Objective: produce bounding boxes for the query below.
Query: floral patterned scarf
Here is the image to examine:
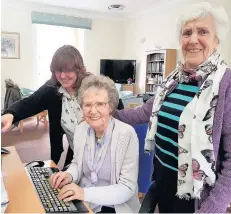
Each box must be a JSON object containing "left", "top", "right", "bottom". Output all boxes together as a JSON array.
[{"left": 145, "top": 51, "right": 227, "bottom": 199}]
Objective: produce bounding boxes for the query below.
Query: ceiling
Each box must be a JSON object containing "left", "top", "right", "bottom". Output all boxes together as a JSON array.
[{"left": 23, "top": 0, "right": 165, "bottom": 17}]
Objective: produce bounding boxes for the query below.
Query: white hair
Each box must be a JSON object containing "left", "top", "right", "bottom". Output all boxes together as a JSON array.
[{"left": 176, "top": 2, "right": 230, "bottom": 44}]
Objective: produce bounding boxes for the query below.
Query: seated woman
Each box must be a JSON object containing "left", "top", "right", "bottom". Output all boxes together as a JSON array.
[{"left": 50, "top": 75, "right": 140, "bottom": 213}]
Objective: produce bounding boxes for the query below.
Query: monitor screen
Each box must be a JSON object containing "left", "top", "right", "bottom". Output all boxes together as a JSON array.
[
  {"left": 100, "top": 59, "right": 136, "bottom": 84},
  {"left": 1, "top": 175, "right": 9, "bottom": 211}
]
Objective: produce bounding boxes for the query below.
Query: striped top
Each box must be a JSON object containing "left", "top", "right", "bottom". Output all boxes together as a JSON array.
[{"left": 155, "top": 82, "right": 199, "bottom": 172}]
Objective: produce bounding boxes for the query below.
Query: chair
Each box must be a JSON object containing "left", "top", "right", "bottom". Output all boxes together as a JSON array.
[
  {"left": 19, "top": 110, "right": 48, "bottom": 133},
  {"left": 227, "top": 204, "right": 231, "bottom": 213},
  {"left": 20, "top": 88, "right": 34, "bottom": 97},
  {"left": 115, "top": 83, "right": 122, "bottom": 98},
  {"left": 133, "top": 123, "right": 154, "bottom": 198},
  {"left": 19, "top": 88, "right": 48, "bottom": 133}
]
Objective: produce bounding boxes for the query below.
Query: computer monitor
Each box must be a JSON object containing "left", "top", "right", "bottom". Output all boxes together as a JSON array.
[{"left": 1, "top": 175, "right": 9, "bottom": 212}]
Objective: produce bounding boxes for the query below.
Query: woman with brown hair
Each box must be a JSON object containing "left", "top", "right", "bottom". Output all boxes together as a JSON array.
[{"left": 1, "top": 45, "right": 90, "bottom": 166}]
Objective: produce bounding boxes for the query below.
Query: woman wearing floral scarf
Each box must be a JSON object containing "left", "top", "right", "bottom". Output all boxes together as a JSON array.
[{"left": 116, "top": 2, "right": 231, "bottom": 213}]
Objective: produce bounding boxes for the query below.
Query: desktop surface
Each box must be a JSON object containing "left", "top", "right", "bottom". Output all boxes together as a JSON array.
[
  {"left": 2, "top": 146, "right": 45, "bottom": 213},
  {"left": 1, "top": 146, "right": 92, "bottom": 213}
]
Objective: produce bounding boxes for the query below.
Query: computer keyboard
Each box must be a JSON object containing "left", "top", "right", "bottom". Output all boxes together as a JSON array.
[{"left": 27, "top": 167, "right": 79, "bottom": 213}]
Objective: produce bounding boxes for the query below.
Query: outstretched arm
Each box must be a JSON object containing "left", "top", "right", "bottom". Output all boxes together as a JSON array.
[
  {"left": 4, "top": 83, "right": 51, "bottom": 123},
  {"left": 114, "top": 96, "right": 154, "bottom": 125}
]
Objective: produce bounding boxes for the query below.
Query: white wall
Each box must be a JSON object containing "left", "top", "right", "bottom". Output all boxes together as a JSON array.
[
  {"left": 1, "top": 0, "right": 124, "bottom": 98},
  {"left": 2, "top": 0, "right": 231, "bottom": 98},
  {"left": 84, "top": 19, "right": 125, "bottom": 74},
  {"left": 219, "top": 0, "right": 231, "bottom": 67},
  {"left": 123, "top": 0, "right": 231, "bottom": 93}
]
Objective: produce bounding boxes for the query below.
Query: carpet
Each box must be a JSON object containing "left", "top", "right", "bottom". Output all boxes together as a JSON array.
[{"left": 1, "top": 118, "right": 68, "bottom": 169}]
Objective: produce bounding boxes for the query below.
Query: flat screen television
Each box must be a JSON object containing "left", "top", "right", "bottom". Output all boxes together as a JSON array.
[{"left": 100, "top": 59, "right": 136, "bottom": 84}]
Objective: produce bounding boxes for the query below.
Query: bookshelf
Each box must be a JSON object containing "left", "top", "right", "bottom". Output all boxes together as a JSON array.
[{"left": 145, "top": 49, "right": 177, "bottom": 94}]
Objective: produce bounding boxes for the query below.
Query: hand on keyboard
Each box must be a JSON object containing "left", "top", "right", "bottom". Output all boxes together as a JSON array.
[
  {"left": 50, "top": 171, "right": 73, "bottom": 189},
  {"left": 58, "top": 183, "right": 84, "bottom": 202},
  {"left": 28, "top": 167, "right": 80, "bottom": 213}
]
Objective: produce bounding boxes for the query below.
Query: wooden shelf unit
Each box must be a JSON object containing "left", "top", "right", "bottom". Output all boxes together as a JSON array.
[{"left": 145, "top": 49, "right": 177, "bottom": 94}]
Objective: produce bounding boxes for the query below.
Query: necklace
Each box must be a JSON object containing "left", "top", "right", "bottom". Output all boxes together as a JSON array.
[{"left": 96, "top": 136, "right": 103, "bottom": 145}]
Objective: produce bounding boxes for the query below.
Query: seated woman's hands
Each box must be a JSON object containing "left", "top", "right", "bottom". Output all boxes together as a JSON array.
[
  {"left": 58, "top": 183, "right": 84, "bottom": 202},
  {"left": 50, "top": 172, "right": 84, "bottom": 202},
  {"left": 50, "top": 171, "right": 72, "bottom": 189}
]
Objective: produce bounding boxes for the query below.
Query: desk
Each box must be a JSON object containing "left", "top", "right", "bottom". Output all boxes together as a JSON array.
[{"left": 2, "top": 146, "right": 92, "bottom": 213}]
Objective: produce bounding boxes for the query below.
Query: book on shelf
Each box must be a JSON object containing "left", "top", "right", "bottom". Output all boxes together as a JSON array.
[{"left": 146, "top": 49, "right": 177, "bottom": 94}]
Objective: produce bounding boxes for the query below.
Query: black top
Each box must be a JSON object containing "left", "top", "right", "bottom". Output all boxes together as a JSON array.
[
  {"left": 4, "top": 80, "right": 124, "bottom": 164},
  {"left": 5, "top": 81, "right": 65, "bottom": 164},
  {"left": 155, "top": 81, "right": 199, "bottom": 174},
  {"left": 153, "top": 81, "right": 199, "bottom": 213}
]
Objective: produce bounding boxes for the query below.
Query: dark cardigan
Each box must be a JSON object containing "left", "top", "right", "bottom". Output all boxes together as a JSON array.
[{"left": 4, "top": 80, "right": 124, "bottom": 165}]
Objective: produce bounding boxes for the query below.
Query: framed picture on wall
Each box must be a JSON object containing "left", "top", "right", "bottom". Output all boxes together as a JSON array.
[{"left": 1, "top": 32, "right": 20, "bottom": 59}]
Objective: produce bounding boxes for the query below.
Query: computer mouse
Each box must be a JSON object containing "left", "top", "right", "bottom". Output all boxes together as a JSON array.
[
  {"left": 50, "top": 167, "right": 60, "bottom": 173},
  {"left": 25, "top": 160, "right": 45, "bottom": 168},
  {"left": 1, "top": 148, "right": 10, "bottom": 154}
]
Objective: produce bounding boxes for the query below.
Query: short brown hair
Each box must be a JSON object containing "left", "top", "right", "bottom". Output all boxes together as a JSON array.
[{"left": 50, "top": 45, "right": 91, "bottom": 93}]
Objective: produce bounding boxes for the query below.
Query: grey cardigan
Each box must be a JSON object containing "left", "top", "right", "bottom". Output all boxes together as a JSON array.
[{"left": 66, "top": 118, "right": 141, "bottom": 213}]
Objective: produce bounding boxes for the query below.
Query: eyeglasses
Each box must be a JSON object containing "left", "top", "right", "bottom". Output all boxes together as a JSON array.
[
  {"left": 55, "top": 70, "right": 75, "bottom": 75},
  {"left": 82, "top": 102, "right": 109, "bottom": 112},
  {"left": 181, "top": 28, "right": 210, "bottom": 38}
]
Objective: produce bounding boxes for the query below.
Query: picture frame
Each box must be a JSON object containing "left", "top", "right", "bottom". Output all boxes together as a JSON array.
[{"left": 1, "top": 32, "right": 20, "bottom": 59}]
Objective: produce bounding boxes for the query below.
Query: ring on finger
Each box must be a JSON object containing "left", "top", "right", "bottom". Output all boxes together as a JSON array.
[{"left": 69, "top": 190, "right": 75, "bottom": 196}]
